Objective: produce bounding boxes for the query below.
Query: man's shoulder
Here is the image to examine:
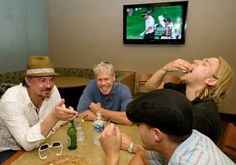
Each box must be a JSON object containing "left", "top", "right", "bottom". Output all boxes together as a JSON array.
[
  {"left": 1, "top": 84, "right": 22, "bottom": 99},
  {"left": 87, "top": 79, "right": 97, "bottom": 86},
  {"left": 80, "top": 79, "right": 99, "bottom": 97},
  {"left": 112, "top": 82, "right": 132, "bottom": 98},
  {"left": 114, "top": 82, "right": 130, "bottom": 90},
  {"left": 0, "top": 84, "right": 29, "bottom": 105},
  {"left": 84, "top": 80, "right": 97, "bottom": 89}
]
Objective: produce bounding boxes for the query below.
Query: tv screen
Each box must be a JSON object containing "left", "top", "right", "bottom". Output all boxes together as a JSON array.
[{"left": 123, "top": 1, "right": 188, "bottom": 44}]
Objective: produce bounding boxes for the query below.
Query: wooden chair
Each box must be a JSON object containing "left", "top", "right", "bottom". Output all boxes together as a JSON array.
[
  {"left": 221, "top": 123, "right": 236, "bottom": 158},
  {"left": 135, "top": 74, "right": 181, "bottom": 94},
  {"left": 135, "top": 73, "right": 152, "bottom": 94},
  {"left": 162, "top": 75, "right": 180, "bottom": 84}
]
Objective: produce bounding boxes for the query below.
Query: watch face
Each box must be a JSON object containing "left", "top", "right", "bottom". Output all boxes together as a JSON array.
[
  {"left": 128, "top": 143, "right": 134, "bottom": 153},
  {"left": 128, "top": 147, "right": 132, "bottom": 152}
]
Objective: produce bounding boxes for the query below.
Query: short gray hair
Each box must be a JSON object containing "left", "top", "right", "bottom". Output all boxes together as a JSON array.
[{"left": 93, "top": 61, "right": 115, "bottom": 77}]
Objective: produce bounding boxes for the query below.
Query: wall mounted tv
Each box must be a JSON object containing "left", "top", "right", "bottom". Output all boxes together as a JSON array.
[{"left": 123, "top": 1, "right": 188, "bottom": 44}]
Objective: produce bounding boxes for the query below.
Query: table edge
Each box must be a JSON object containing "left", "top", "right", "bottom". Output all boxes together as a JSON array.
[{"left": 2, "top": 150, "right": 25, "bottom": 165}]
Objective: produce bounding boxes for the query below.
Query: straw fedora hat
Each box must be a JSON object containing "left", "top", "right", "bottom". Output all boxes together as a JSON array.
[{"left": 26, "top": 56, "right": 59, "bottom": 77}]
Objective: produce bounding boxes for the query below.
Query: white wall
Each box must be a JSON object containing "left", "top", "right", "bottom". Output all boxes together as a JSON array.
[{"left": 0, "top": 0, "right": 48, "bottom": 72}]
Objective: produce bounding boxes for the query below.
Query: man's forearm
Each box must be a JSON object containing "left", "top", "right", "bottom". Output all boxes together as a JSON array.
[
  {"left": 40, "top": 112, "right": 59, "bottom": 137},
  {"left": 105, "top": 154, "right": 119, "bottom": 165},
  {"left": 100, "top": 109, "right": 133, "bottom": 126},
  {"left": 129, "top": 150, "right": 148, "bottom": 165},
  {"left": 145, "top": 68, "right": 168, "bottom": 90},
  {"left": 133, "top": 143, "right": 144, "bottom": 154},
  {"left": 79, "top": 110, "right": 96, "bottom": 121}
]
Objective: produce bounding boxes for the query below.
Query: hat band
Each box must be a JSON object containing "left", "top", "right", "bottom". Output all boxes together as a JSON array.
[{"left": 26, "top": 68, "right": 55, "bottom": 75}]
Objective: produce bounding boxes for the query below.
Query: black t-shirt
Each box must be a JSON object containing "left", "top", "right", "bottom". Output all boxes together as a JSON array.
[{"left": 164, "top": 83, "right": 221, "bottom": 143}]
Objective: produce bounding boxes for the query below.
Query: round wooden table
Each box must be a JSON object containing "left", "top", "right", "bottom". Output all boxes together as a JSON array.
[{"left": 10, "top": 121, "right": 141, "bottom": 165}]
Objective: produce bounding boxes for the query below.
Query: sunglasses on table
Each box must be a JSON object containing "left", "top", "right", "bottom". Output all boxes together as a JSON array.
[{"left": 38, "top": 141, "right": 63, "bottom": 160}]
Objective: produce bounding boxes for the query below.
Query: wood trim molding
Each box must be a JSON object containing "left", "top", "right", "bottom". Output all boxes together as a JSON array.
[
  {"left": 2, "top": 150, "right": 25, "bottom": 165},
  {"left": 220, "top": 113, "right": 236, "bottom": 122}
]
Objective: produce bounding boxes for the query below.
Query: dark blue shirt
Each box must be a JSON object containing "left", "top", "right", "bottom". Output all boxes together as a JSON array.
[{"left": 77, "top": 80, "right": 133, "bottom": 112}]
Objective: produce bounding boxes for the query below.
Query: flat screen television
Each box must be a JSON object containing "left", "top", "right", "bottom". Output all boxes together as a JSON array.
[{"left": 123, "top": 1, "right": 188, "bottom": 44}]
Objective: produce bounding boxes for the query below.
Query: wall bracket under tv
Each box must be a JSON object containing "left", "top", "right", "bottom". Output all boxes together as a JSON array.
[{"left": 123, "top": 1, "right": 188, "bottom": 44}]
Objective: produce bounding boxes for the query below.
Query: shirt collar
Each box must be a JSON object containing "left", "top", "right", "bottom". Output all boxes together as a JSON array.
[{"left": 20, "top": 83, "right": 39, "bottom": 110}]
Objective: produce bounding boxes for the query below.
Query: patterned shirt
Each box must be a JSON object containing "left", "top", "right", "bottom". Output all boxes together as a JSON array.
[
  {"left": 0, "top": 84, "right": 61, "bottom": 152},
  {"left": 77, "top": 80, "right": 132, "bottom": 112},
  {"left": 147, "top": 130, "right": 235, "bottom": 165}
]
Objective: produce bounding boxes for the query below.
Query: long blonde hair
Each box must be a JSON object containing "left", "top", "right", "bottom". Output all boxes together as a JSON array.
[{"left": 199, "top": 56, "right": 233, "bottom": 108}]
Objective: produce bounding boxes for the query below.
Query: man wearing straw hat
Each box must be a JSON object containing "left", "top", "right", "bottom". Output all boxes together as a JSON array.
[{"left": 0, "top": 56, "right": 78, "bottom": 163}]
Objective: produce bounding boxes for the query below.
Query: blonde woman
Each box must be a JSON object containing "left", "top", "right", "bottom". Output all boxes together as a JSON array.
[{"left": 145, "top": 56, "right": 233, "bottom": 143}]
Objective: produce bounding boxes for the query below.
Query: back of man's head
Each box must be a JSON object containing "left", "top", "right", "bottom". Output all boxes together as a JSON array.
[{"left": 126, "top": 89, "right": 193, "bottom": 139}]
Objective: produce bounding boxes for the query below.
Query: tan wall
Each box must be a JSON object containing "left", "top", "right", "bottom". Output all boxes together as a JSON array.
[{"left": 48, "top": 0, "right": 236, "bottom": 114}]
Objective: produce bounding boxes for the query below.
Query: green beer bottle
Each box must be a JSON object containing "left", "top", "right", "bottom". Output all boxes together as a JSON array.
[{"left": 67, "top": 120, "right": 77, "bottom": 150}]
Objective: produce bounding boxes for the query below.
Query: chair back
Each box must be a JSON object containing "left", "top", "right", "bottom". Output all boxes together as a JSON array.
[
  {"left": 135, "top": 73, "right": 152, "bottom": 94},
  {"left": 221, "top": 123, "right": 236, "bottom": 158},
  {"left": 135, "top": 74, "right": 181, "bottom": 94},
  {"left": 162, "top": 75, "right": 180, "bottom": 83}
]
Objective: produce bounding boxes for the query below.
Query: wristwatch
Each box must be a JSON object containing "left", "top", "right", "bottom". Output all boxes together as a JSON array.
[{"left": 128, "top": 142, "right": 134, "bottom": 153}]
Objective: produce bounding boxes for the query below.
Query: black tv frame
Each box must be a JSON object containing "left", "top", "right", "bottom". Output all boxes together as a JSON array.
[{"left": 123, "top": 1, "right": 188, "bottom": 44}]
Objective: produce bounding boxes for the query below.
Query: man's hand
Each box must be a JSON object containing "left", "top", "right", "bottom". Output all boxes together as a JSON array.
[
  {"left": 52, "top": 99, "right": 78, "bottom": 121},
  {"left": 41, "top": 99, "right": 78, "bottom": 137},
  {"left": 78, "top": 110, "right": 96, "bottom": 121},
  {"left": 99, "top": 123, "right": 121, "bottom": 165},
  {"left": 120, "top": 132, "right": 132, "bottom": 151},
  {"left": 163, "top": 59, "right": 192, "bottom": 73},
  {"left": 121, "top": 132, "right": 144, "bottom": 154},
  {"left": 89, "top": 102, "right": 102, "bottom": 113}
]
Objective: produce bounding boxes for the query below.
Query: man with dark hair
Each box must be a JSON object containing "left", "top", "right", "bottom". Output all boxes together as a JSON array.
[{"left": 99, "top": 89, "right": 234, "bottom": 165}]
